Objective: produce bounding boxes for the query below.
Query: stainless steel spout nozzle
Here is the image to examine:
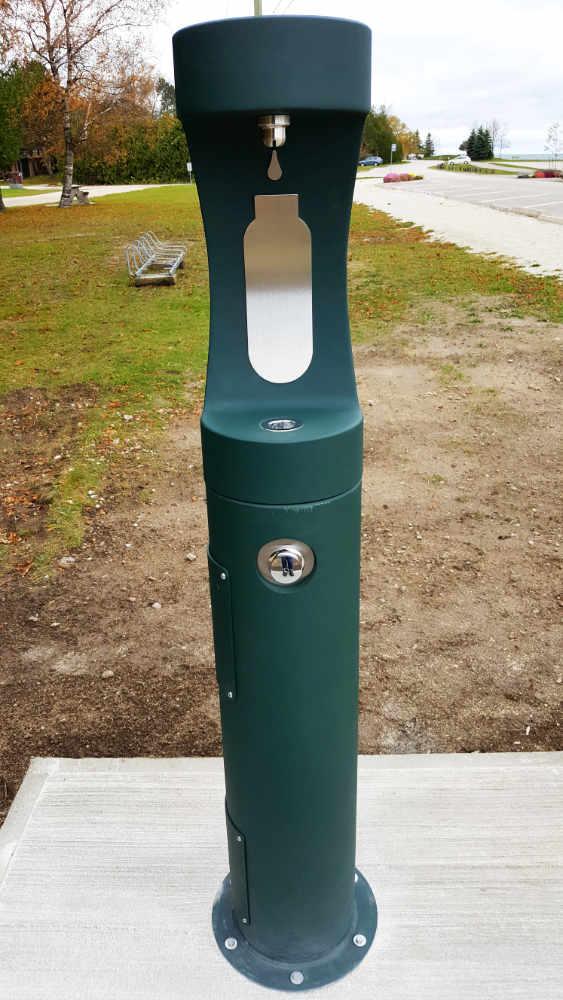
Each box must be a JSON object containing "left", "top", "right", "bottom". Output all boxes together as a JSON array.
[{"left": 258, "top": 114, "right": 290, "bottom": 148}]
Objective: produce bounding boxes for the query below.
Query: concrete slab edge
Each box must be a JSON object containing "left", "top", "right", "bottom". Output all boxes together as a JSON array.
[{"left": 0, "top": 758, "right": 60, "bottom": 886}]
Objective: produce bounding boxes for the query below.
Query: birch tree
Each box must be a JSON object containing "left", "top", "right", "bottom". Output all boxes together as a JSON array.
[
  {"left": 6, "top": 0, "right": 161, "bottom": 206},
  {"left": 487, "top": 119, "right": 510, "bottom": 157},
  {"left": 545, "top": 122, "right": 561, "bottom": 168}
]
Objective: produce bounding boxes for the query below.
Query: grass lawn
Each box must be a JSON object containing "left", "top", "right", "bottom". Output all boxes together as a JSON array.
[
  {"left": 1, "top": 184, "right": 561, "bottom": 576},
  {"left": 23, "top": 174, "right": 61, "bottom": 186}
]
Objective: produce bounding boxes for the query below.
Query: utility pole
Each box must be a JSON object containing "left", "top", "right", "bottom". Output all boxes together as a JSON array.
[{"left": 254, "top": 0, "right": 262, "bottom": 14}]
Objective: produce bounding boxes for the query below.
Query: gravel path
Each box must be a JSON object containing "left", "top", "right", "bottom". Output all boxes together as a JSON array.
[{"left": 355, "top": 176, "right": 563, "bottom": 278}]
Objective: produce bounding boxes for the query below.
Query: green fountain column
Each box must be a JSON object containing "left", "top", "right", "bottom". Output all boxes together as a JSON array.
[{"left": 173, "top": 16, "right": 376, "bottom": 991}]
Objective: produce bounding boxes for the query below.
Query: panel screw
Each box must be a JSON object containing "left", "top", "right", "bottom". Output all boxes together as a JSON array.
[
  {"left": 290, "top": 971, "right": 304, "bottom": 985},
  {"left": 220, "top": 572, "right": 227, "bottom": 581},
  {"left": 225, "top": 937, "right": 238, "bottom": 951},
  {"left": 227, "top": 690, "right": 234, "bottom": 699},
  {"left": 241, "top": 916, "right": 248, "bottom": 924},
  {"left": 353, "top": 933, "right": 367, "bottom": 948},
  {"left": 237, "top": 835, "right": 242, "bottom": 842}
]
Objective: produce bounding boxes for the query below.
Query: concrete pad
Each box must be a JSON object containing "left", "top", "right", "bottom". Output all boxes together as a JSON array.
[{"left": 0, "top": 753, "right": 561, "bottom": 999}]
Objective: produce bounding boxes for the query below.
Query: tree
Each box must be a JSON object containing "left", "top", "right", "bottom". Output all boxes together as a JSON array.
[
  {"left": 73, "top": 68, "right": 189, "bottom": 185},
  {"left": 545, "top": 122, "right": 561, "bottom": 167},
  {"left": 20, "top": 73, "right": 65, "bottom": 172},
  {"left": 487, "top": 119, "right": 510, "bottom": 157},
  {"left": 387, "top": 113, "right": 419, "bottom": 157},
  {"left": 361, "top": 106, "right": 406, "bottom": 162},
  {"left": 471, "top": 126, "right": 493, "bottom": 161},
  {"left": 7, "top": 0, "right": 162, "bottom": 206},
  {"left": 156, "top": 76, "right": 175, "bottom": 116},
  {"left": 423, "top": 132, "right": 435, "bottom": 158},
  {"left": 0, "top": 60, "right": 43, "bottom": 210}
]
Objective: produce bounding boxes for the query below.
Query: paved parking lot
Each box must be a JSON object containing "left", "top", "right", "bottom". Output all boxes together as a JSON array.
[
  {"left": 359, "top": 161, "right": 563, "bottom": 224},
  {"left": 412, "top": 169, "right": 563, "bottom": 223},
  {"left": 355, "top": 165, "right": 563, "bottom": 278}
]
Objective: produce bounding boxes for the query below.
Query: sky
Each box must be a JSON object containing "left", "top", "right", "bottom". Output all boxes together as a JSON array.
[{"left": 148, "top": 0, "right": 562, "bottom": 154}]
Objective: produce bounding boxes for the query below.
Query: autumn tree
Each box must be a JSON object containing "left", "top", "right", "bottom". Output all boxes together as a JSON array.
[
  {"left": 70, "top": 61, "right": 188, "bottom": 184},
  {"left": 362, "top": 106, "right": 406, "bottom": 162},
  {"left": 20, "top": 73, "right": 64, "bottom": 171},
  {"left": 7, "top": 0, "right": 162, "bottom": 206}
]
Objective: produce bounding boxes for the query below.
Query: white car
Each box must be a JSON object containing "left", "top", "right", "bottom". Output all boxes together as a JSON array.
[{"left": 452, "top": 154, "right": 471, "bottom": 164}]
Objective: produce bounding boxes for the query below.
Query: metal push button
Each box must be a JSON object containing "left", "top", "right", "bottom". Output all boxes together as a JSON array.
[{"left": 257, "top": 539, "right": 315, "bottom": 586}]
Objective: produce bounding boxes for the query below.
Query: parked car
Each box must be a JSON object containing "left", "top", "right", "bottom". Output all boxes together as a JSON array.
[
  {"left": 452, "top": 154, "right": 471, "bottom": 164},
  {"left": 358, "top": 155, "right": 383, "bottom": 166}
]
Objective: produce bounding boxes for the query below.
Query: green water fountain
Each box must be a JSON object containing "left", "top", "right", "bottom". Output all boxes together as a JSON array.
[{"left": 173, "top": 15, "right": 376, "bottom": 991}]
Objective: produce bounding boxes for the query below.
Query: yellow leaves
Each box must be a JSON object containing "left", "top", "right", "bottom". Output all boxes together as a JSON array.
[{"left": 0, "top": 530, "right": 20, "bottom": 545}]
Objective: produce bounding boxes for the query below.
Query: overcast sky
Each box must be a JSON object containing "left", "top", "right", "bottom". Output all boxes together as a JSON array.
[{"left": 151, "top": 0, "right": 562, "bottom": 154}]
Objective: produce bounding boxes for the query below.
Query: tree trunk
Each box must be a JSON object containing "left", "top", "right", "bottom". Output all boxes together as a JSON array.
[
  {"left": 59, "top": 106, "right": 75, "bottom": 207},
  {"left": 0, "top": 187, "right": 5, "bottom": 212}
]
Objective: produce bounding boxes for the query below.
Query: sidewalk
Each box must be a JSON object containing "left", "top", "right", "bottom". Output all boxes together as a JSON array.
[{"left": 3, "top": 183, "right": 167, "bottom": 208}]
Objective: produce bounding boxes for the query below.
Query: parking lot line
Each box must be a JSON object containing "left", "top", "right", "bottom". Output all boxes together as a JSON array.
[
  {"left": 435, "top": 188, "right": 512, "bottom": 199},
  {"left": 519, "top": 200, "right": 563, "bottom": 210}
]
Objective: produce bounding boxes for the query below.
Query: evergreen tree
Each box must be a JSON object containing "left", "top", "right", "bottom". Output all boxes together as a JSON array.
[
  {"left": 362, "top": 106, "right": 397, "bottom": 162},
  {"left": 156, "top": 77, "right": 176, "bottom": 116},
  {"left": 423, "top": 132, "right": 435, "bottom": 157},
  {"left": 483, "top": 127, "right": 494, "bottom": 159},
  {"left": 473, "top": 126, "right": 490, "bottom": 161},
  {"left": 0, "top": 60, "right": 44, "bottom": 210},
  {"left": 414, "top": 129, "right": 422, "bottom": 154},
  {"left": 466, "top": 129, "right": 477, "bottom": 160}
]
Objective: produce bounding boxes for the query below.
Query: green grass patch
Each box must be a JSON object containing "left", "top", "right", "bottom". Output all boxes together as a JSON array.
[
  {"left": 23, "top": 174, "right": 61, "bottom": 186},
  {"left": 2, "top": 187, "right": 49, "bottom": 198},
  {"left": 348, "top": 202, "right": 562, "bottom": 338},
  {"left": 1, "top": 186, "right": 561, "bottom": 572}
]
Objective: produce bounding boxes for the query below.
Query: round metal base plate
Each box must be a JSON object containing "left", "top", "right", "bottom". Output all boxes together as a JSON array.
[{"left": 212, "top": 870, "right": 377, "bottom": 992}]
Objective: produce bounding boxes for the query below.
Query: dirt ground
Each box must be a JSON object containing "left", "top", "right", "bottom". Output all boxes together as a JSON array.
[{"left": 1, "top": 296, "right": 561, "bottom": 823}]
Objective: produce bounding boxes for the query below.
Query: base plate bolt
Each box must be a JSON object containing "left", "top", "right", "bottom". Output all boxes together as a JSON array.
[
  {"left": 241, "top": 916, "right": 248, "bottom": 924},
  {"left": 290, "top": 970, "right": 304, "bottom": 985},
  {"left": 353, "top": 933, "right": 367, "bottom": 948},
  {"left": 225, "top": 937, "right": 238, "bottom": 951}
]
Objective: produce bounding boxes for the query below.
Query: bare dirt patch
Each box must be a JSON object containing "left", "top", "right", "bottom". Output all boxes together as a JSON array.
[
  {"left": 0, "top": 384, "right": 99, "bottom": 568},
  {"left": 1, "top": 297, "right": 561, "bottom": 823}
]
